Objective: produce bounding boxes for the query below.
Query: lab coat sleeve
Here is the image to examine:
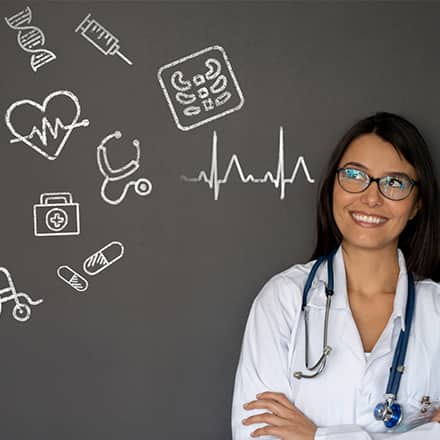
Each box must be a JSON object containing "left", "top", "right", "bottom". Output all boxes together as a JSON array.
[
  {"left": 315, "top": 421, "right": 440, "bottom": 439},
  {"left": 231, "top": 275, "right": 302, "bottom": 440}
]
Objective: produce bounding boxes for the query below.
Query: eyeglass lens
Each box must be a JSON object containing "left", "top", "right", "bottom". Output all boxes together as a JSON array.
[{"left": 338, "top": 168, "right": 412, "bottom": 200}]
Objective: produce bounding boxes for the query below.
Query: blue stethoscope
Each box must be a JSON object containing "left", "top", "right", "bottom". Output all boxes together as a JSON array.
[{"left": 293, "top": 248, "right": 415, "bottom": 429}]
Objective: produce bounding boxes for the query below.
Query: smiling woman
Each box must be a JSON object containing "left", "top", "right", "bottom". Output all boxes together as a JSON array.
[{"left": 231, "top": 112, "right": 440, "bottom": 440}]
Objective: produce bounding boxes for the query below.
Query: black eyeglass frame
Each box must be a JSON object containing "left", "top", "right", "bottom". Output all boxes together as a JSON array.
[{"left": 335, "top": 167, "right": 419, "bottom": 201}]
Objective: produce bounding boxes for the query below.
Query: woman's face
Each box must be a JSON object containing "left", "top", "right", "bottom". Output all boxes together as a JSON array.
[{"left": 332, "top": 133, "right": 421, "bottom": 251}]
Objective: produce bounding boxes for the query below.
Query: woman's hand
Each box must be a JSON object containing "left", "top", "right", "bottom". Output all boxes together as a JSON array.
[
  {"left": 242, "top": 391, "right": 317, "bottom": 440},
  {"left": 431, "top": 408, "right": 440, "bottom": 422}
]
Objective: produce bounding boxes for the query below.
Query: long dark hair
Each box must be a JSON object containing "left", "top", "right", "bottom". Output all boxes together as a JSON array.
[{"left": 311, "top": 112, "right": 440, "bottom": 282}]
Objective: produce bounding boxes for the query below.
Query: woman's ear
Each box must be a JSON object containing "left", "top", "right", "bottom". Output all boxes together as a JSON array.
[{"left": 409, "top": 198, "right": 422, "bottom": 220}]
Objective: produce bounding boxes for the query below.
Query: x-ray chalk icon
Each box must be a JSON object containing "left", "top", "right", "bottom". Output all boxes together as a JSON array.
[{"left": 158, "top": 45, "right": 245, "bottom": 131}]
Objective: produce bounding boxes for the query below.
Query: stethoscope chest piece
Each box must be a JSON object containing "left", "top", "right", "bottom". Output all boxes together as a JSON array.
[{"left": 374, "top": 395, "right": 403, "bottom": 428}]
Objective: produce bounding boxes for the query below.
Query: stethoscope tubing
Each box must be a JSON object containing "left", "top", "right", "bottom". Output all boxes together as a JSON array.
[
  {"left": 297, "top": 246, "right": 416, "bottom": 429},
  {"left": 386, "top": 271, "right": 415, "bottom": 397}
]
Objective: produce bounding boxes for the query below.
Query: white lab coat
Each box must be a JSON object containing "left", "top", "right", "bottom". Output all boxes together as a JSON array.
[{"left": 231, "top": 244, "right": 440, "bottom": 439}]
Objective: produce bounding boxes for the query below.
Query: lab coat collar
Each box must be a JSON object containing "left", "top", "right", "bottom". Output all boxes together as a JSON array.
[{"left": 308, "top": 244, "right": 408, "bottom": 332}]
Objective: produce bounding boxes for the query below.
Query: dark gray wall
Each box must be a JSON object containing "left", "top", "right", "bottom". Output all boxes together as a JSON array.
[{"left": 1, "top": 1, "right": 439, "bottom": 439}]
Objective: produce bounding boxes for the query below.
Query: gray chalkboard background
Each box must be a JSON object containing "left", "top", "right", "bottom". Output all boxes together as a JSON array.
[{"left": 1, "top": 1, "right": 440, "bottom": 439}]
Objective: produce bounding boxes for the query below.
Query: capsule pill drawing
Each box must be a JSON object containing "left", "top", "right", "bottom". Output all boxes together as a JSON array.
[
  {"left": 83, "top": 241, "right": 124, "bottom": 276},
  {"left": 57, "top": 265, "right": 88, "bottom": 292}
]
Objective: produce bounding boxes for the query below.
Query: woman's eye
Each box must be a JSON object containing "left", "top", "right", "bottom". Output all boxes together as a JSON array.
[
  {"left": 345, "top": 169, "right": 364, "bottom": 179},
  {"left": 387, "top": 177, "right": 406, "bottom": 188}
]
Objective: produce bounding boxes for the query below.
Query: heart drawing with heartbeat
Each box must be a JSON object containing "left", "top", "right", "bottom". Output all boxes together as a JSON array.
[{"left": 5, "top": 90, "right": 89, "bottom": 160}]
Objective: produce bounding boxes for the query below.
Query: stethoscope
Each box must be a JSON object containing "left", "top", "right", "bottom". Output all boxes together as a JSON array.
[
  {"left": 97, "top": 131, "right": 152, "bottom": 205},
  {"left": 293, "top": 248, "right": 415, "bottom": 429}
]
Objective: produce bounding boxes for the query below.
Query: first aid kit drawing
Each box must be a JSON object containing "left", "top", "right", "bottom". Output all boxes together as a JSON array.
[{"left": 33, "top": 192, "right": 80, "bottom": 237}]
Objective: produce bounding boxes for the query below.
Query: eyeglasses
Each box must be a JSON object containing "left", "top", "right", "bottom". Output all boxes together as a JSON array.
[{"left": 336, "top": 167, "right": 419, "bottom": 201}]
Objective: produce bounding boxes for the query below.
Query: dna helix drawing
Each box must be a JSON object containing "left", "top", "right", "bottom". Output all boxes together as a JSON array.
[{"left": 5, "top": 6, "right": 56, "bottom": 72}]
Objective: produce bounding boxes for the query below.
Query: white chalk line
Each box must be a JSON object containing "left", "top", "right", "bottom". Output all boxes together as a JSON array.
[{"left": 181, "top": 127, "right": 315, "bottom": 200}]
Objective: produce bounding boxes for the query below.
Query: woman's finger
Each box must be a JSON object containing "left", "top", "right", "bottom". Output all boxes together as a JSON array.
[
  {"left": 431, "top": 408, "right": 440, "bottom": 422},
  {"left": 242, "top": 411, "right": 285, "bottom": 427},
  {"left": 244, "top": 398, "right": 288, "bottom": 417},
  {"left": 250, "top": 425, "right": 284, "bottom": 438},
  {"left": 256, "top": 391, "right": 295, "bottom": 409}
]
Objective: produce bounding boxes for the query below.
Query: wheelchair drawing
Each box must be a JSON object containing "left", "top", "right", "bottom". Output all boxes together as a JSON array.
[{"left": 0, "top": 267, "right": 43, "bottom": 322}]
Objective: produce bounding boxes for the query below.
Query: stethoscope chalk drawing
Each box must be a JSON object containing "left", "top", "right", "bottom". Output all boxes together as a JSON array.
[
  {"left": 97, "top": 130, "right": 152, "bottom": 205},
  {"left": 294, "top": 248, "right": 416, "bottom": 430}
]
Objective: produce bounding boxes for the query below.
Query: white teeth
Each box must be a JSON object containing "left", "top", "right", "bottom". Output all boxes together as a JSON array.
[{"left": 351, "top": 213, "right": 387, "bottom": 224}]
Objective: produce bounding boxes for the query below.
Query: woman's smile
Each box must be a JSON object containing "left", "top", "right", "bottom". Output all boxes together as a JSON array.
[{"left": 350, "top": 211, "right": 389, "bottom": 227}]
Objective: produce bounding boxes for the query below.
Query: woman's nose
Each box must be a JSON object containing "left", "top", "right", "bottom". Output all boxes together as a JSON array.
[{"left": 360, "top": 180, "right": 384, "bottom": 206}]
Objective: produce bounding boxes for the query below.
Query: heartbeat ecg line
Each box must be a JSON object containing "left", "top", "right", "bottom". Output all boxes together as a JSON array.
[
  {"left": 10, "top": 117, "right": 89, "bottom": 145},
  {"left": 181, "top": 127, "right": 315, "bottom": 200},
  {"left": 5, "top": 90, "right": 89, "bottom": 160}
]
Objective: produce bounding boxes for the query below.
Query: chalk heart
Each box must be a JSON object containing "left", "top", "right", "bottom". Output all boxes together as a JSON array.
[{"left": 5, "top": 90, "right": 84, "bottom": 160}]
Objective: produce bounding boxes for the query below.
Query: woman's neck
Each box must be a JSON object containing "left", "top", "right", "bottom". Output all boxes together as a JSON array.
[{"left": 341, "top": 241, "right": 400, "bottom": 298}]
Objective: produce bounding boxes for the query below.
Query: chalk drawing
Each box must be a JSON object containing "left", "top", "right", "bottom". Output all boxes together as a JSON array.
[
  {"left": 5, "top": 6, "right": 56, "bottom": 72},
  {"left": 75, "top": 13, "right": 133, "bottom": 65},
  {"left": 33, "top": 192, "right": 80, "bottom": 237},
  {"left": 57, "top": 241, "right": 124, "bottom": 293},
  {"left": 57, "top": 265, "right": 88, "bottom": 292},
  {"left": 0, "top": 267, "right": 43, "bottom": 322},
  {"left": 5, "top": 90, "right": 89, "bottom": 160},
  {"left": 97, "top": 131, "right": 152, "bottom": 205},
  {"left": 83, "top": 241, "right": 124, "bottom": 276},
  {"left": 158, "top": 45, "right": 244, "bottom": 130},
  {"left": 181, "top": 127, "right": 315, "bottom": 200}
]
